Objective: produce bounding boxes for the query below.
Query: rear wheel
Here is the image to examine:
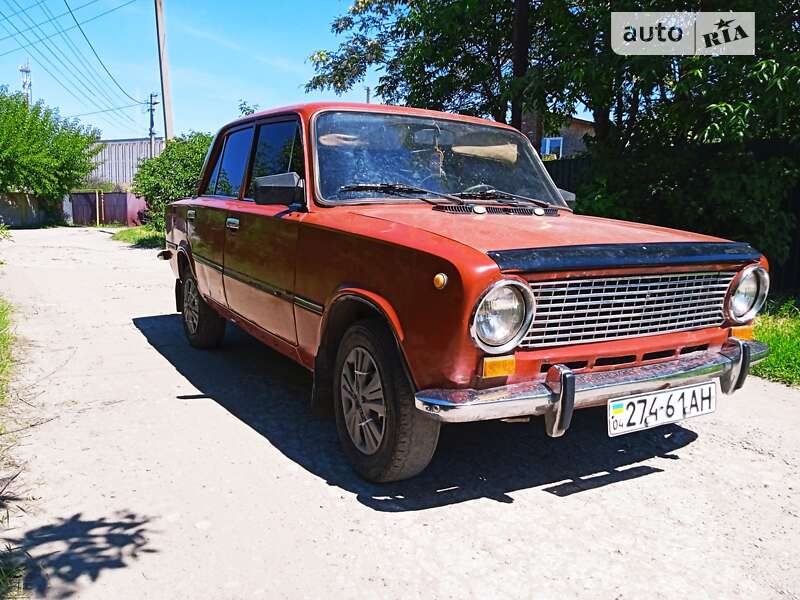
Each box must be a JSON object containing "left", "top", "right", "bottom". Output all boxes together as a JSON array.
[
  {"left": 182, "top": 273, "right": 225, "bottom": 349},
  {"left": 333, "top": 320, "right": 440, "bottom": 482}
]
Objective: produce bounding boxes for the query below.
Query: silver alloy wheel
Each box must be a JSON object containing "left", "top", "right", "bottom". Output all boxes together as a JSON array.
[
  {"left": 340, "top": 346, "right": 386, "bottom": 455},
  {"left": 183, "top": 278, "right": 200, "bottom": 335}
]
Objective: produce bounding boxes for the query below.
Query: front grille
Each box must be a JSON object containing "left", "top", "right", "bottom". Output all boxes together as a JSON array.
[{"left": 520, "top": 271, "right": 736, "bottom": 348}]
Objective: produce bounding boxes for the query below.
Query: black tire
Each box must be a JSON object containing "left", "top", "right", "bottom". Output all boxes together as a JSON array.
[
  {"left": 181, "top": 273, "right": 225, "bottom": 349},
  {"left": 333, "top": 319, "right": 440, "bottom": 482}
]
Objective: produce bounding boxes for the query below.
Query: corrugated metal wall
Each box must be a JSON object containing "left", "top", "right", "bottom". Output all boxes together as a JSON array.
[{"left": 90, "top": 138, "right": 165, "bottom": 188}]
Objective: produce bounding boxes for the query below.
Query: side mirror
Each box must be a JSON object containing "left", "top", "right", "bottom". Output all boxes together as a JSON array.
[
  {"left": 558, "top": 188, "right": 576, "bottom": 210},
  {"left": 253, "top": 172, "right": 305, "bottom": 206}
]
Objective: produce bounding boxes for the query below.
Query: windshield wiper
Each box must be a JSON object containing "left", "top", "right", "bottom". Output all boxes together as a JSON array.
[
  {"left": 338, "top": 183, "right": 465, "bottom": 205},
  {"left": 454, "top": 188, "right": 550, "bottom": 208}
]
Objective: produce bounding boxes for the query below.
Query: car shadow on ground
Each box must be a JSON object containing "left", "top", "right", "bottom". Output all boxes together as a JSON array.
[
  {"left": 134, "top": 315, "right": 698, "bottom": 512},
  {"left": 8, "top": 511, "right": 154, "bottom": 598}
]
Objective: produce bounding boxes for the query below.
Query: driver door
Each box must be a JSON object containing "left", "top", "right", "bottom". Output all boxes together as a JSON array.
[{"left": 222, "top": 117, "right": 305, "bottom": 344}]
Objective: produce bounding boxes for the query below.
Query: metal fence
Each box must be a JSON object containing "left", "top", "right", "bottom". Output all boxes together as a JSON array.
[
  {"left": 90, "top": 138, "right": 164, "bottom": 189},
  {"left": 70, "top": 192, "right": 147, "bottom": 226}
]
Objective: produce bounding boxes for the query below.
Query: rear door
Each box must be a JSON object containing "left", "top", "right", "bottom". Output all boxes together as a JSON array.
[
  {"left": 188, "top": 126, "right": 254, "bottom": 306},
  {"left": 222, "top": 117, "right": 305, "bottom": 344}
]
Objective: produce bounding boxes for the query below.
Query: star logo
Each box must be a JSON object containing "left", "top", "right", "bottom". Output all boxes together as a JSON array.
[{"left": 715, "top": 18, "right": 735, "bottom": 29}]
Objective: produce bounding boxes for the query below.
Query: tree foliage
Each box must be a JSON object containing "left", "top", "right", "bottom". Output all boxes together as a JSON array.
[
  {"left": 131, "top": 132, "right": 212, "bottom": 231},
  {"left": 0, "top": 87, "right": 100, "bottom": 201},
  {"left": 308, "top": 0, "right": 800, "bottom": 266}
]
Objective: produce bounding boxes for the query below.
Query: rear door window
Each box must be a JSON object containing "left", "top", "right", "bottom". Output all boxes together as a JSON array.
[{"left": 214, "top": 127, "right": 254, "bottom": 198}]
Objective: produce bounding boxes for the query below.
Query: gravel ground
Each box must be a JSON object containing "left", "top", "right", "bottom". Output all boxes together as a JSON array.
[{"left": 0, "top": 227, "right": 798, "bottom": 599}]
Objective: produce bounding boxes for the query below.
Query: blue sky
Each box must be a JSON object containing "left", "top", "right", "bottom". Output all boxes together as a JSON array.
[{"left": 0, "top": 0, "right": 380, "bottom": 139}]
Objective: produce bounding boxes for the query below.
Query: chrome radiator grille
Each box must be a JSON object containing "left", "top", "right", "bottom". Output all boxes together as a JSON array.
[{"left": 521, "top": 271, "right": 736, "bottom": 348}]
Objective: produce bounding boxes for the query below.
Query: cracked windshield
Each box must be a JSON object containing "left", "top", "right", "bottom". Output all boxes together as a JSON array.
[{"left": 315, "top": 111, "right": 565, "bottom": 206}]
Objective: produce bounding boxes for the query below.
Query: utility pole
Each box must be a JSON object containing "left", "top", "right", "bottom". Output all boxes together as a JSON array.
[
  {"left": 154, "top": 0, "right": 173, "bottom": 139},
  {"left": 148, "top": 92, "right": 160, "bottom": 158},
  {"left": 19, "top": 60, "right": 31, "bottom": 106},
  {"left": 365, "top": 86, "right": 371, "bottom": 104}
]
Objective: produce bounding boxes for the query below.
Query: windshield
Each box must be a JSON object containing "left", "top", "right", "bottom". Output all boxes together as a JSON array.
[{"left": 314, "top": 111, "right": 565, "bottom": 207}]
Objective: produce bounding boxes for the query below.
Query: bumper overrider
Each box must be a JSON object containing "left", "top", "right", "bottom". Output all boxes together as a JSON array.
[{"left": 415, "top": 338, "right": 768, "bottom": 437}]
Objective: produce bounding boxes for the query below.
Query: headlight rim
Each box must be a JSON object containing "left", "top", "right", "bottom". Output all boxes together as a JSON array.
[
  {"left": 725, "top": 264, "right": 769, "bottom": 324},
  {"left": 470, "top": 279, "right": 536, "bottom": 355}
]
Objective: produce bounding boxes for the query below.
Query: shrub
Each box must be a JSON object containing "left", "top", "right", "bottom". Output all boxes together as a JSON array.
[{"left": 131, "top": 132, "right": 212, "bottom": 231}]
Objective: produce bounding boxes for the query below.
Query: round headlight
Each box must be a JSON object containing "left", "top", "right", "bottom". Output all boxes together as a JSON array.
[
  {"left": 726, "top": 265, "right": 769, "bottom": 324},
  {"left": 471, "top": 281, "right": 535, "bottom": 353}
]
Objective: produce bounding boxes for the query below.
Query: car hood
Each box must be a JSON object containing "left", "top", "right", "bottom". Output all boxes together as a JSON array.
[{"left": 344, "top": 204, "right": 726, "bottom": 253}]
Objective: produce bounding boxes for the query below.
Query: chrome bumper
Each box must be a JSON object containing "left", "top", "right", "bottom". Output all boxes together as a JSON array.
[{"left": 415, "top": 339, "right": 768, "bottom": 436}]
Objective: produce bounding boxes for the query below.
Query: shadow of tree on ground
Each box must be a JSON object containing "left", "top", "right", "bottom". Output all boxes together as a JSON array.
[
  {"left": 7, "top": 511, "right": 154, "bottom": 598},
  {"left": 134, "top": 314, "right": 699, "bottom": 512}
]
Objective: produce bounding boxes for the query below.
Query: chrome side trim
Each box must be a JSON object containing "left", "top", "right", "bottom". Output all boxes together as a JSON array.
[
  {"left": 415, "top": 339, "right": 768, "bottom": 425},
  {"left": 224, "top": 266, "right": 293, "bottom": 301},
  {"left": 222, "top": 265, "right": 324, "bottom": 314},
  {"left": 193, "top": 254, "right": 223, "bottom": 273},
  {"left": 294, "top": 296, "right": 324, "bottom": 315}
]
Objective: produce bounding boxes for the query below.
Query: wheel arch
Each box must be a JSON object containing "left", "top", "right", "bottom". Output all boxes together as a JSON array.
[{"left": 311, "top": 291, "right": 414, "bottom": 417}]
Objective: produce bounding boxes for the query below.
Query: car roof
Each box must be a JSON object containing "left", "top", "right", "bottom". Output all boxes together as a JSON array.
[{"left": 225, "top": 101, "right": 518, "bottom": 131}]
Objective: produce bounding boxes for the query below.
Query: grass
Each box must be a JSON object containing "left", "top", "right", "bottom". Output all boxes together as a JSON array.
[
  {"left": 0, "top": 550, "right": 23, "bottom": 599},
  {"left": 753, "top": 299, "right": 800, "bottom": 387},
  {"left": 0, "top": 300, "right": 22, "bottom": 598},
  {"left": 0, "top": 299, "right": 12, "bottom": 406},
  {"left": 110, "top": 225, "right": 165, "bottom": 249}
]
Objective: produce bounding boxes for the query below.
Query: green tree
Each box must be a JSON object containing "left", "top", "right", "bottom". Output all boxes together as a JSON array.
[
  {"left": 0, "top": 87, "right": 100, "bottom": 202},
  {"left": 238, "top": 99, "right": 260, "bottom": 116},
  {"left": 131, "top": 132, "right": 213, "bottom": 231},
  {"left": 309, "top": 0, "right": 800, "bottom": 266}
]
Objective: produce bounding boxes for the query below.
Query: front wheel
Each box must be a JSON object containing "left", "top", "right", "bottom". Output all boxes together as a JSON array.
[
  {"left": 333, "top": 320, "right": 440, "bottom": 482},
  {"left": 181, "top": 274, "right": 225, "bottom": 349}
]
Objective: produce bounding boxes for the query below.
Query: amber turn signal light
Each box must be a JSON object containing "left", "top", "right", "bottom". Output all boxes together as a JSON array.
[
  {"left": 731, "top": 325, "right": 754, "bottom": 340},
  {"left": 482, "top": 355, "right": 516, "bottom": 378}
]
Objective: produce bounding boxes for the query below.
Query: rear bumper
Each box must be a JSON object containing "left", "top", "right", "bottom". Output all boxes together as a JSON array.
[{"left": 415, "top": 338, "right": 768, "bottom": 435}]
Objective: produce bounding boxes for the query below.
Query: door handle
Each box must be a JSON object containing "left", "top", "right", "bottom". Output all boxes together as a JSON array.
[
  {"left": 186, "top": 209, "right": 196, "bottom": 221},
  {"left": 226, "top": 217, "right": 240, "bottom": 231}
]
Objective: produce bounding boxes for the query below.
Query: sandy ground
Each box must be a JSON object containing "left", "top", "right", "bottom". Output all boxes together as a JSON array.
[{"left": 0, "top": 227, "right": 798, "bottom": 599}]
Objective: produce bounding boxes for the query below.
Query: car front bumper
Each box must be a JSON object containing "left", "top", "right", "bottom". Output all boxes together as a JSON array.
[{"left": 414, "top": 338, "right": 768, "bottom": 436}]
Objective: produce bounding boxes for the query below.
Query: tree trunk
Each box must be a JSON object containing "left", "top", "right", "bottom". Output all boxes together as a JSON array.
[
  {"left": 510, "top": 0, "right": 530, "bottom": 130},
  {"left": 532, "top": 110, "right": 544, "bottom": 154},
  {"left": 592, "top": 106, "right": 611, "bottom": 143}
]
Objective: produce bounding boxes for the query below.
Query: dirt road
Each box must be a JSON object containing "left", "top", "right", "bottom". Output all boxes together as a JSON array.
[{"left": 1, "top": 227, "right": 798, "bottom": 599}]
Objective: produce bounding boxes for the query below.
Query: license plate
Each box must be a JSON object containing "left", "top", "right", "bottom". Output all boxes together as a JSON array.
[{"left": 607, "top": 382, "right": 716, "bottom": 437}]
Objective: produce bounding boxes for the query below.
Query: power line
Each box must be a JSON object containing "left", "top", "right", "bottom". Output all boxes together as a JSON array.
[
  {"left": 0, "top": 0, "right": 98, "bottom": 42},
  {"left": 62, "top": 0, "right": 142, "bottom": 103},
  {"left": 4, "top": 0, "right": 134, "bottom": 129},
  {"left": 0, "top": 4, "right": 126, "bottom": 132},
  {"left": 37, "top": 0, "right": 140, "bottom": 126},
  {"left": 64, "top": 102, "right": 141, "bottom": 118},
  {"left": 0, "top": 0, "right": 136, "bottom": 58},
  {"left": 0, "top": 0, "right": 44, "bottom": 23}
]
